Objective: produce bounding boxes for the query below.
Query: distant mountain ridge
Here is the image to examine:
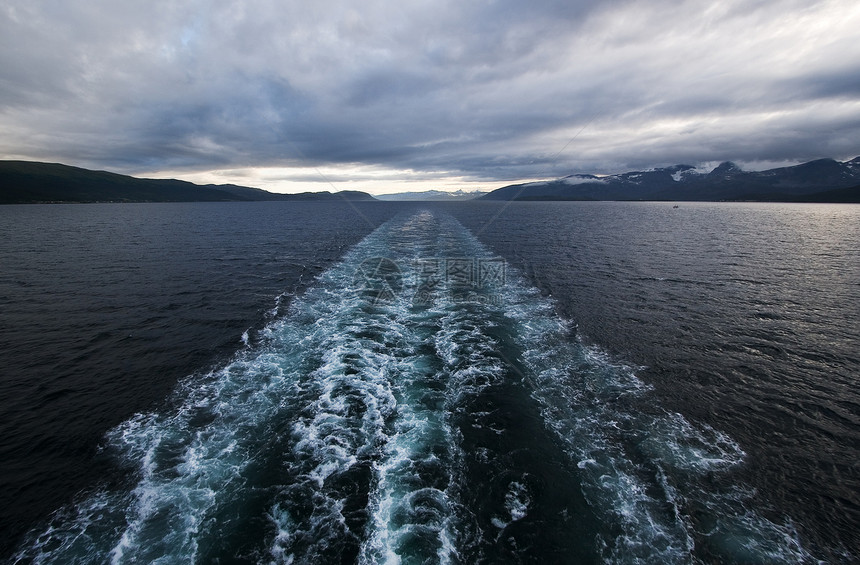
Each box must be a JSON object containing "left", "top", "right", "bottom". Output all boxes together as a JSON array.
[
  {"left": 375, "top": 189, "right": 486, "bottom": 201},
  {"left": 5, "top": 158, "right": 859, "bottom": 204},
  {"left": 481, "top": 157, "right": 860, "bottom": 202},
  {"left": 0, "top": 161, "right": 376, "bottom": 203}
]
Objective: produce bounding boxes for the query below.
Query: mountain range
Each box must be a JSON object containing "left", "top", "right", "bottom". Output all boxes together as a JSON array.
[
  {"left": 0, "top": 161, "right": 375, "bottom": 204},
  {"left": 3, "top": 158, "right": 860, "bottom": 204},
  {"left": 481, "top": 157, "right": 860, "bottom": 202},
  {"left": 375, "top": 189, "right": 487, "bottom": 201}
]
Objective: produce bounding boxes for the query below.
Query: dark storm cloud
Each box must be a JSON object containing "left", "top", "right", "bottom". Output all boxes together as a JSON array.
[{"left": 1, "top": 0, "right": 858, "bottom": 190}]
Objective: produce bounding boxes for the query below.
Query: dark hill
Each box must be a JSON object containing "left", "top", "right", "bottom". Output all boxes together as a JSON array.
[
  {"left": 0, "top": 161, "right": 376, "bottom": 203},
  {"left": 791, "top": 184, "right": 860, "bottom": 203}
]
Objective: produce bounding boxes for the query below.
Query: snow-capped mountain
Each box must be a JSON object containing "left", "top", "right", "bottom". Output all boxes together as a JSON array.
[{"left": 481, "top": 157, "right": 860, "bottom": 202}]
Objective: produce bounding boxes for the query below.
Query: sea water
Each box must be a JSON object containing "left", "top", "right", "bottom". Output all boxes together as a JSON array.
[{"left": 1, "top": 201, "right": 857, "bottom": 562}]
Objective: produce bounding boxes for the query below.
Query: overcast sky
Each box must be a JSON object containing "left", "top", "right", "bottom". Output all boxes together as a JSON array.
[{"left": 2, "top": 0, "right": 859, "bottom": 194}]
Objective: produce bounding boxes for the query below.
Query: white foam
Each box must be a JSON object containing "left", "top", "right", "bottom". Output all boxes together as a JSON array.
[
  {"left": 13, "top": 209, "right": 819, "bottom": 564},
  {"left": 505, "top": 481, "right": 530, "bottom": 522},
  {"left": 267, "top": 505, "right": 295, "bottom": 564},
  {"left": 486, "top": 244, "right": 816, "bottom": 563}
]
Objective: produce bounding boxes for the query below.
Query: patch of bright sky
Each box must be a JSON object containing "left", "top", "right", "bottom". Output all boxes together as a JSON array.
[{"left": 145, "top": 165, "right": 524, "bottom": 195}]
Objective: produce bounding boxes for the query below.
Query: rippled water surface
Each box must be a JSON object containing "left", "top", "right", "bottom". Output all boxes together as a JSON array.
[{"left": 1, "top": 201, "right": 857, "bottom": 563}]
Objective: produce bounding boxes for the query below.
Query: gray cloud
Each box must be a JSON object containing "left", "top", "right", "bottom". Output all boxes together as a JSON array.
[{"left": 1, "top": 0, "right": 859, "bottom": 191}]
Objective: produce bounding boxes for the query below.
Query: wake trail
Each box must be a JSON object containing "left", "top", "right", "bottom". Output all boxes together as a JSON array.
[{"left": 12, "top": 210, "right": 814, "bottom": 564}]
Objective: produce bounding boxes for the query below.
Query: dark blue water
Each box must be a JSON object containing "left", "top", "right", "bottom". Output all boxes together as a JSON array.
[{"left": 1, "top": 201, "right": 857, "bottom": 563}]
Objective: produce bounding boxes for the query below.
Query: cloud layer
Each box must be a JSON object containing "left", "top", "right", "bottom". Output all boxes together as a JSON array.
[{"left": 2, "top": 0, "right": 859, "bottom": 192}]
